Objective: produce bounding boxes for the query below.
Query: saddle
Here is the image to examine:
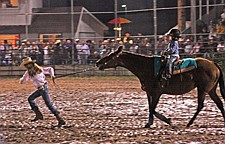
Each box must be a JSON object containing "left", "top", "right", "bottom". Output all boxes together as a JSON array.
[
  {"left": 159, "top": 57, "right": 197, "bottom": 80},
  {"left": 152, "top": 55, "right": 197, "bottom": 79},
  {"left": 173, "top": 59, "right": 183, "bottom": 66}
]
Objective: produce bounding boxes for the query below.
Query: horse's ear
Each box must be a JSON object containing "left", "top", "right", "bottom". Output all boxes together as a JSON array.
[{"left": 115, "top": 45, "right": 123, "bottom": 55}]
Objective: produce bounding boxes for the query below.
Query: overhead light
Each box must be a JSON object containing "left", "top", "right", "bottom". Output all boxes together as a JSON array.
[{"left": 113, "top": 27, "right": 122, "bottom": 31}]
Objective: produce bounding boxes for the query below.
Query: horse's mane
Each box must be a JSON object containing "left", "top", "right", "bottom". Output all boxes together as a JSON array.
[
  {"left": 122, "top": 51, "right": 154, "bottom": 59},
  {"left": 119, "top": 51, "right": 154, "bottom": 70},
  {"left": 118, "top": 50, "right": 155, "bottom": 78}
]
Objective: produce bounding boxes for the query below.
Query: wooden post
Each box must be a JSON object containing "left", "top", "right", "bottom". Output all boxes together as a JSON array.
[
  {"left": 177, "top": 0, "right": 186, "bottom": 32},
  {"left": 191, "top": 0, "right": 197, "bottom": 42}
]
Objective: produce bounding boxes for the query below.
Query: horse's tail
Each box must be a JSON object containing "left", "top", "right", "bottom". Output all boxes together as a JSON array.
[{"left": 214, "top": 63, "right": 225, "bottom": 101}]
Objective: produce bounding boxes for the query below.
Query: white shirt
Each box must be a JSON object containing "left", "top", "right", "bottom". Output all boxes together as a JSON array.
[
  {"left": 217, "top": 43, "right": 225, "bottom": 52},
  {"left": 221, "top": 12, "right": 225, "bottom": 21},
  {"left": 20, "top": 67, "right": 55, "bottom": 88},
  {"left": 81, "top": 44, "right": 90, "bottom": 55},
  {"left": 43, "top": 46, "right": 49, "bottom": 55}
]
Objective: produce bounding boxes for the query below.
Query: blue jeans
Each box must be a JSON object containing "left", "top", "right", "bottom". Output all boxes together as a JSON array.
[
  {"left": 28, "top": 84, "right": 59, "bottom": 116},
  {"left": 166, "top": 56, "right": 178, "bottom": 75}
]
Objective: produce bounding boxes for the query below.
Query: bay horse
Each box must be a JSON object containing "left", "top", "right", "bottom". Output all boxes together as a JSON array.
[{"left": 96, "top": 45, "right": 225, "bottom": 128}]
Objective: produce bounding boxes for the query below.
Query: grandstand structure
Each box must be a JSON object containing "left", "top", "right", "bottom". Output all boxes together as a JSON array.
[{"left": 0, "top": 0, "right": 225, "bottom": 76}]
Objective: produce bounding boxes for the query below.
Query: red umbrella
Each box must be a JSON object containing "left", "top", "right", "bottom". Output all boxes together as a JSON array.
[
  {"left": 108, "top": 17, "right": 131, "bottom": 38},
  {"left": 108, "top": 17, "right": 131, "bottom": 24}
]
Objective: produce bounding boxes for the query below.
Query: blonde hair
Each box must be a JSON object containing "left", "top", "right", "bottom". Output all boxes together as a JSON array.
[
  {"left": 28, "top": 63, "right": 42, "bottom": 77},
  {"left": 34, "top": 63, "right": 42, "bottom": 71}
]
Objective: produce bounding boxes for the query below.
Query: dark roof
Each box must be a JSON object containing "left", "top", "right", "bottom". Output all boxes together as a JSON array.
[
  {"left": 0, "top": 7, "right": 81, "bottom": 34},
  {"left": 30, "top": 7, "right": 82, "bottom": 33},
  {"left": 0, "top": 26, "right": 25, "bottom": 34}
]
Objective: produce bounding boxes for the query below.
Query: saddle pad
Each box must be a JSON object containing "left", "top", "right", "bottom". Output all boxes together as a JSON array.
[{"left": 173, "top": 58, "right": 197, "bottom": 75}]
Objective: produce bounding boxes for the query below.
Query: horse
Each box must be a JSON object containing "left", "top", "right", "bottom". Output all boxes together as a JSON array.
[{"left": 96, "top": 45, "right": 225, "bottom": 128}]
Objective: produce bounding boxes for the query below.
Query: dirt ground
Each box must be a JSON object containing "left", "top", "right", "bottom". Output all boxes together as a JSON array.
[{"left": 0, "top": 76, "right": 225, "bottom": 144}]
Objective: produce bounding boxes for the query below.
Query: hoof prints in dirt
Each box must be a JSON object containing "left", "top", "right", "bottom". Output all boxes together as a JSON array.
[{"left": 1, "top": 78, "right": 225, "bottom": 143}]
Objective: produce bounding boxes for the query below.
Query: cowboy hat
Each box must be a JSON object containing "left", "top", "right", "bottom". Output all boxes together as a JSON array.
[
  {"left": 54, "top": 40, "right": 61, "bottom": 44},
  {"left": 20, "top": 57, "right": 36, "bottom": 67}
]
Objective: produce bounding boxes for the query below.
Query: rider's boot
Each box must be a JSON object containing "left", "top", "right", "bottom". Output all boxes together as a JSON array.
[
  {"left": 55, "top": 113, "right": 66, "bottom": 127},
  {"left": 31, "top": 107, "right": 43, "bottom": 122}
]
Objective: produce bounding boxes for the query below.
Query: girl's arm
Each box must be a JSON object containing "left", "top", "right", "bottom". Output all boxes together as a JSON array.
[
  {"left": 42, "top": 67, "right": 55, "bottom": 77},
  {"left": 19, "top": 71, "right": 29, "bottom": 84}
]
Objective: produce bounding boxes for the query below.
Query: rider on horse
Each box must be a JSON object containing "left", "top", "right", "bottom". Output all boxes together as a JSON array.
[{"left": 163, "top": 28, "right": 181, "bottom": 79}]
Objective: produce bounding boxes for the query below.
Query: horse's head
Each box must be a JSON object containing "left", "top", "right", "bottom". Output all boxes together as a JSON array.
[{"left": 96, "top": 45, "right": 123, "bottom": 70}]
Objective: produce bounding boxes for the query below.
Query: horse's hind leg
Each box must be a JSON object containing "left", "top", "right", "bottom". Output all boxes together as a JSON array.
[
  {"left": 154, "top": 111, "right": 172, "bottom": 125},
  {"left": 208, "top": 87, "right": 225, "bottom": 126},
  {"left": 187, "top": 89, "right": 206, "bottom": 127}
]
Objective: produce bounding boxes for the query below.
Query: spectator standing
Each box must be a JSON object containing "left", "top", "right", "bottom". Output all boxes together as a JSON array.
[
  {"left": 134, "top": 33, "right": 144, "bottom": 53},
  {"left": 2, "top": 42, "right": 13, "bottom": 65},
  {"left": 30, "top": 42, "right": 41, "bottom": 63},
  {"left": 43, "top": 42, "right": 51, "bottom": 65},
  {"left": 123, "top": 33, "right": 131, "bottom": 51},
  {"left": 18, "top": 42, "right": 28, "bottom": 62},
  {"left": 208, "top": 21, "right": 217, "bottom": 40},
  {"left": 76, "top": 41, "right": 90, "bottom": 64},
  {"left": 76, "top": 40, "right": 82, "bottom": 64},
  {"left": 184, "top": 39, "right": 193, "bottom": 54},
  {"left": 216, "top": 20, "right": 225, "bottom": 40},
  {"left": 139, "top": 38, "right": 149, "bottom": 55},
  {"left": 190, "top": 41, "right": 201, "bottom": 57},
  {"left": 62, "top": 39, "right": 72, "bottom": 64},
  {"left": 129, "top": 39, "right": 138, "bottom": 53},
  {"left": 178, "top": 38, "right": 185, "bottom": 54},
  {"left": 217, "top": 41, "right": 225, "bottom": 52},
  {"left": 80, "top": 41, "right": 90, "bottom": 64},
  {"left": 98, "top": 40, "right": 111, "bottom": 58},
  {"left": 221, "top": 8, "right": 225, "bottom": 26},
  {"left": 134, "top": 33, "right": 143, "bottom": 44},
  {"left": 86, "top": 40, "right": 95, "bottom": 55},
  {"left": 53, "top": 40, "right": 63, "bottom": 65},
  {"left": 0, "top": 42, "right": 5, "bottom": 65},
  {"left": 205, "top": 37, "right": 217, "bottom": 58},
  {"left": 37, "top": 41, "right": 44, "bottom": 65},
  {"left": 156, "top": 35, "right": 165, "bottom": 54}
]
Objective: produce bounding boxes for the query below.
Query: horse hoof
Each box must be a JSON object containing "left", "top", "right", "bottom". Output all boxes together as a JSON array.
[
  {"left": 171, "top": 125, "right": 177, "bottom": 129},
  {"left": 144, "top": 123, "right": 151, "bottom": 128},
  {"left": 168, "top": 118, "right": 172, "bottom": 124}
]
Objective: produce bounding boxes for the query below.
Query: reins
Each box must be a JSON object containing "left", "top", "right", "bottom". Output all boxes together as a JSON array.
[
  {"left": 55, "top": 67, "right": 97, "bottom": 78},
  {"left": 52, "top": 66, "right": 97, "bottom": 89}
]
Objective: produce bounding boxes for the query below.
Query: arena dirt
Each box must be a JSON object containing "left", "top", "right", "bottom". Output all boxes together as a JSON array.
[{"left": 0, "top": 77, "right": 225, "bottom": 143}]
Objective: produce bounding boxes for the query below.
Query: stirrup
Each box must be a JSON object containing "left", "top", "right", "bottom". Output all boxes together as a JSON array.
[
  {"left": 166, "top": 74, "right": 172, "bottom": 79},
  {"left": 161, "top": 75, "right": 167, "bottom": 81}
]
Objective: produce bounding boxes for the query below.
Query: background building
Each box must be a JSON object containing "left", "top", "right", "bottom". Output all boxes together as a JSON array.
[{"left": 0, "top": 0, "right": 108, "bottom": 45}]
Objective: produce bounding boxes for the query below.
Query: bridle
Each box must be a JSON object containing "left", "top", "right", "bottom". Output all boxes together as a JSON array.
[{"left": 105, "top": 51, "right": 123, "bottom": 68}]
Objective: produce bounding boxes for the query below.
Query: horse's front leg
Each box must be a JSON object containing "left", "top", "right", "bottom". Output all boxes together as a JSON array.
[
  {"left": 145, "top": 94, "right": 154, "bottom": 128},
  {"left": 145, "top": 93, "right": 172, "bottom": 128}
]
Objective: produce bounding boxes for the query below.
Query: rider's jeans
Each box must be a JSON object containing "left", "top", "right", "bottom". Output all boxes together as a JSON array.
[
  {"left": 28, "top": 84, "right": 59, "bottom": 116},
  {"left": 166, "top": 56, "right": 178, "bottom": 75}
]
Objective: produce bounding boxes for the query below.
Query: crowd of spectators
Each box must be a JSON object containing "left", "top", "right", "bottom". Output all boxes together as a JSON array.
[
  {"left": 0, "top": 38, "right": 110, "bottom": 66},
  {"left": 0, "top": 9, "right": 225, "bottom": 66}
]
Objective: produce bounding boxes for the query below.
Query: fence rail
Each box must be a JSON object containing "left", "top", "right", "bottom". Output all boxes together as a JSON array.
[{"left": 1, "top": 51, "right": 225, "bottom": 77}]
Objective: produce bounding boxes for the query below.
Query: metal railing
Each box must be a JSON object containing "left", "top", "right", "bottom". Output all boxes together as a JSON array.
[{"left": 1, "top": 42, "right": 225, "bottom": 77}]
